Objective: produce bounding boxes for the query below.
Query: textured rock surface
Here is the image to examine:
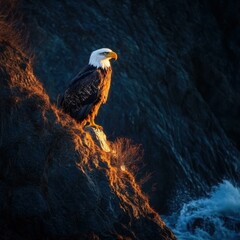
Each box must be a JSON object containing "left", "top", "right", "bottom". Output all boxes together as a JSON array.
[
  {"left": 85, "top": 127, "right": 111, "bottom": 152},
  {"left": 0, "top": 19, "right": 175, "bottom": 239},
  {"left": 15, "top": 0, "right": 240, "bottom": 213}
]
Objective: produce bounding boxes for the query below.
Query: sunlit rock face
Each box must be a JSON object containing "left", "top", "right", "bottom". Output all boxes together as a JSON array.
[
  {"left": 17, "top": 0, "right": 240, "bottom": 214},
  {"left": 84, "top": 127, "right": 111, "bottom": 152},
  {"left": 0, "top": 20, "right": 175, "bottom": 240}
]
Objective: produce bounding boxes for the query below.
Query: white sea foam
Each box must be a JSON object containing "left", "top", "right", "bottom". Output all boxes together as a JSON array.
[{"left": 163, "top": 180, "right": 240, "bottom": 240}]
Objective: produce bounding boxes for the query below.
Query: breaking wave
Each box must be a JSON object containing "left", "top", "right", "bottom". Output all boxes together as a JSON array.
[{"left": 163, "top": 180, "right": 240, "bottom": 240}]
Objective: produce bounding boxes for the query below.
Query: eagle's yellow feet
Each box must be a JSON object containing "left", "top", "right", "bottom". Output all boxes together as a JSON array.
[
  {"left": 90, "top": 123, "right": 103, "bottom": 130},
  {"left": 89, "top": 120, "right": 103, "bottom": 130}
]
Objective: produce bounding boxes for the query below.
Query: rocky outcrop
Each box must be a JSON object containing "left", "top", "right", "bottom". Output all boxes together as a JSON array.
[
  {"left": 17, "top": 0, "right": 240, "bottom": 214},
  {"left": 85, "top": 127, "right": 111, "bottom": 152},
  {"left": 0, "top": 22, "right": 175, "bottom": 240},
  {"left": 1, "top": 2, "right": 240, "bottom": 239}
]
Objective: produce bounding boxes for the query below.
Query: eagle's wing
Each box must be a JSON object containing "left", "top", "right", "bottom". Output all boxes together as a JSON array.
[{"left": 61, "top": 65, "right": 100, "bottom": 121}]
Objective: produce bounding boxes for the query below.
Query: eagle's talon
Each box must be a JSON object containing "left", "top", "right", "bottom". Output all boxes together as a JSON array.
[{"left": 90, "top": 123, "right": 103, "bottom": 130}]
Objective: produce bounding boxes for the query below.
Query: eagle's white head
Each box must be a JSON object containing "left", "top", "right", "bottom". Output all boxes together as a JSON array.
[{"left": 89, "top": 48, "right": 118, "bottom": 69}]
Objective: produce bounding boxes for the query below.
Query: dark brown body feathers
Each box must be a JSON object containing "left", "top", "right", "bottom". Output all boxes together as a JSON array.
[{"left": 60, "top": 65, "right": 112, "bottom": 123}]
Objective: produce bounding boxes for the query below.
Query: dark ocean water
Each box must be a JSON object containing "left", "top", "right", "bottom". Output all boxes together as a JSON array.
[{"left": 163, "top": 180, "right": 240, "bottom": 239}]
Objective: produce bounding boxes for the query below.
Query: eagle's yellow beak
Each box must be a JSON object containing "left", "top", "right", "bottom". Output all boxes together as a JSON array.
[{"left": 106, "top": 51, "right": 118, "bottom": 60}]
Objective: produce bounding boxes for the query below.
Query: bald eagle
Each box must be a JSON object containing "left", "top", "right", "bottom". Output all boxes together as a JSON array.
[{"left": 59, "top": 48, "right": 117, "bottom": 129}]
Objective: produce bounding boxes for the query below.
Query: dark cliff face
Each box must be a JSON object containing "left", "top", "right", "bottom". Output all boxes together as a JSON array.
[
  {"left": 0, "top": 23, "right": 175, "bottom": 239},
  {"left": 16, "top": 0, "right": 240, "bottom": 213}
]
